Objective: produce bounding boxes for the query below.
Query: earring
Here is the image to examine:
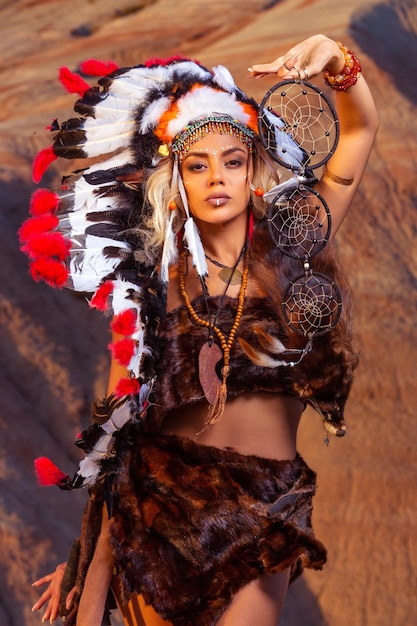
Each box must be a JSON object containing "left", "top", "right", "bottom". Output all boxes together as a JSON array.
[
  {"left": 250, "top": 184, "right": 264, "bottom": 197},
  {"left": 168, "top": 200, "right": 177, "bottom": 211}
]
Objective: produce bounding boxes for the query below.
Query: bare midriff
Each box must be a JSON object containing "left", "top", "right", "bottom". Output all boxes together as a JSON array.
[{"left": 159, "top": 392, "right": 303, "bottom": 461}]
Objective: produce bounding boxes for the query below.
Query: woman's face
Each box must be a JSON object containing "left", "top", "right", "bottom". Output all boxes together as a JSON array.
[{"left": 180, "top": 132, "right": 253, "bottom": 229}]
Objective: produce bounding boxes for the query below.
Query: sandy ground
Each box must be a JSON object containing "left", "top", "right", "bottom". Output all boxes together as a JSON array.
[{"left": 0, "top": 0, "right": 416, "bottom": 624}]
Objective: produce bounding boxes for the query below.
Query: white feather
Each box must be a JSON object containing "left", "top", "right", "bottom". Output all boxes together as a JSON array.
[
  {"left": 160, "top": 211, "right": 178, "bottom": 283},
  {"left": 83, "top": 95, "right": 133, "bottom": 118},
  {"left": 263, "top": 175, "right": 306, "bottom": 204},
  {"left": 107, "top": 62, "right": 210, "bottom": 94},
  {"left": 60, "top": 150, "right": 135, "bottom": 212},
  {"left": 59, "top": 198, "right": 119, "bottom": 234},
  {"left": 248, "top": 352, "right": 289, "bottom": 367},
  {"left": 111, "top": 279, "right": 142, "bottom": 315},
  {"left": 183, "top": 217, "right": 208, "bottom": 277},
  {"left": 212, "top": 65, "right": 237, "bottom": 91},
  {"left": 68, "top": 235, "right": 130, "bottom": 292},
  {"left": 71, "top": 189, "right": 117, "bottom": 215},
  {"left": 140, "top": 96, "right": 172, "bottom": 133},
  {"left": 77, "top": 457, "right": 100, "bottom": 482},
  {"left": 102, "top": 63, "right": 205, "bottom": 101},
  {"left": 80, "top": 128, "right": 134, "bottom": 158},
  {"left": 101, "top": 399, "right": 132, "bottom": 433},
  {"left": 105, "top": 68, "right": 166, "bottom": 98},
  {"left": 263, "top": 108, "right": 305, "bottom": 170},
  {"left": 175, "top": 165, "right": 207, "bottom": 276},
  {"left": 86, "top": 149, "right": 134, "bottom": 172},
  {"left": 165, "top": 61, "right": 212, "bottom": 82}
]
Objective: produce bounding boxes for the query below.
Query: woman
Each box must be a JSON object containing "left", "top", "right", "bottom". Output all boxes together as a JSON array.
[{"left": 28, "top": 34, "right": 378, "bottom": 625}]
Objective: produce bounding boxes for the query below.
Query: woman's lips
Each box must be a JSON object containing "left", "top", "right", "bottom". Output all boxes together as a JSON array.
[{"left": 205, "top": 194, "right": 231, "bottom": 206}]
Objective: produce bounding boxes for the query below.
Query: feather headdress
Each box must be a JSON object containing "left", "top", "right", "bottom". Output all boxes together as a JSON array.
[{"left": 20, "top": 55, "right": 309, "bottom": 489}]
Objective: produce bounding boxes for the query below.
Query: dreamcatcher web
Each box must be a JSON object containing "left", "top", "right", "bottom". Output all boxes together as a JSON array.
[
  {"left": 257, "top": 79, "right": 343, "bottom": 340},
  {"left": 258, "top": 80, "right": 339, "bottom": 170},
  {"left": 282, "top": 272, "right": 342, "bottom": 337},
  {"left": 268, "top": 185, "right": 331, "bottom": 258}
]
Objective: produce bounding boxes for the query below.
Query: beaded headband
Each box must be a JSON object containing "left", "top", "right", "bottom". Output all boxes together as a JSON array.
[{"left": 172, "top": 113, "right": 255, "bottom": 162}]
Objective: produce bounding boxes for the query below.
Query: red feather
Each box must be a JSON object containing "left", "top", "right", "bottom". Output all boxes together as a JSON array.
[
  {"left": 59, "top": 66, "right": 90, "bottom": 96},
  {"left": 114, "top": 377, "right": 140, "bottom": 398},
  {"left": 32, "top": 147, "right": 58, "bottom": 183},
  {"left": 108, "top": 338, "right": 136, "bottom": 366},
  {"left": 21, "top": 231, "right": 70, "bottom": 261},
  {"left": 18, "top": 215, "right": 59, "bottom": 244},
  {"left": 89, "top": 280, "right": 114, "bottom": 311},
  {"left": 30, "top": 189, "right": 60, "bottom": 216},
  {"left": 79, "top": 58, "right": 119, "bottom": 76},
  {"left": 249, "top": 211, "right": 255, "bottom": 244},
  {"left": 34, "top": 457, "right": 68, "bottom": 486},
  {"left": 29, "top": 258, "right": 69, "bottom": 288},
  {"left": 111, "top": 309, "right": 137, "bottom": 336}
]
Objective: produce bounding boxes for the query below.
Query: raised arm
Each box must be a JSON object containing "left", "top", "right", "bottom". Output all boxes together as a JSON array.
[{"left": 249, "top": 34, "right": 379, "bottom": 236}]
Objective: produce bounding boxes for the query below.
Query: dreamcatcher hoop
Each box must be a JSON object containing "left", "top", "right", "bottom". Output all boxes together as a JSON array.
[
  {"left": 267, "top": 184, "right": 332, "bottom": 259},
  {"left": 258, "top": 79, "right": 343, "bottom": 340},
  {"left": 282, "top": 272, "right": 342, "bottom": 337},
  {"left": 258, "top": 79, "right": 339, "bottom": 171}
]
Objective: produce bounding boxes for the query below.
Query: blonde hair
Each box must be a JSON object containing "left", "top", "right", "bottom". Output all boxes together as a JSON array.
[{"left": 137, "top": 139, "right": 279, "bottom": 266}]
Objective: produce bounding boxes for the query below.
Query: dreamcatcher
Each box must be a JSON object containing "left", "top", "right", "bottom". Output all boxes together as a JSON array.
[{"left": 258, "top": 78, "right": 342, "bottom": 338}]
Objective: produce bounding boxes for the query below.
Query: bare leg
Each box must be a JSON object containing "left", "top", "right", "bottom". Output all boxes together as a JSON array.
[
  {"left": 114, "top": 572, "right": 289, "bottom": 626},
  {"left": 216, "top": 569, "right": 291, "bottom": 626}
]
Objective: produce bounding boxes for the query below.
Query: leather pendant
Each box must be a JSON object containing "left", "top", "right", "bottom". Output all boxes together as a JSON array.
[
  {"left": 218, "top": 267, "right": 242, "bottom": 285},
  {"left": 198, "top": 341, "right": 222, "bottom": 405}
]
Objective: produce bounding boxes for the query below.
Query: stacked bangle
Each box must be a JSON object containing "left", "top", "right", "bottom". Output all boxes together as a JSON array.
[{"left": 323, "top": 42, "right": 362, "bottom": 91}]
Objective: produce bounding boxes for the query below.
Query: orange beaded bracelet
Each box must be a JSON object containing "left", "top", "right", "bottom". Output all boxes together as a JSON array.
[{"left": 323, "top": 42, "right": 362, "bottom": 92}]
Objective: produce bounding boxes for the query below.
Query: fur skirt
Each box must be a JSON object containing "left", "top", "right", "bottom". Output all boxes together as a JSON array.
[
  {"left": 106, "top": 432, "right": 327, "bottom": 626},
  {"left": 62, "top": 432, "right": 326, "bottom": 625}
]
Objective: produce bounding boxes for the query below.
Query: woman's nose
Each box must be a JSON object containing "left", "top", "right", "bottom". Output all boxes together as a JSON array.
[{"left": 209, "top": 167, "right": 224, "bottom": 186}]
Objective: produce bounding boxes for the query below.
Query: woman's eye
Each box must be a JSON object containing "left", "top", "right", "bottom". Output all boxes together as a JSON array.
[
  {"left": 187, "top": 162, "right": 206, "bottom": 172},
  {"left": 226, "top": 158, "right": 244, "bottom": 168}
]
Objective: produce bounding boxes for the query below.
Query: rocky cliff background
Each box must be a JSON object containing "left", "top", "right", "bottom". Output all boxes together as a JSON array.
[{"left": 0, "top": 0, "right": 416, "bottom": 624}]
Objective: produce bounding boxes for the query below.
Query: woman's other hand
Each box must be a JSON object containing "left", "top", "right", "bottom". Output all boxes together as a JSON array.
[{"left": 32, "top": 562, "right": 77, "bottom": 623}]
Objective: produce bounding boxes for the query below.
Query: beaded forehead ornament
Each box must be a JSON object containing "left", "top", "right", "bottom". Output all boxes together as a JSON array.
[{"left": 172, "top": 113, "right": 255, "bottom": 161}]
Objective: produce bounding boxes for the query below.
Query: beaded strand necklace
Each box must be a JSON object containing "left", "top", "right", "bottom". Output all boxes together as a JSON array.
[
  {"left": 205, "top": 243, "right": 246, "bottom": 285},
  {"left": 178, "top": 244, "right": 250, "bottom": 424}
]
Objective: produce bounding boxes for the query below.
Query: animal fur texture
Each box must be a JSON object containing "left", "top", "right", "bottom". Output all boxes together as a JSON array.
[
  {"left": 112, "top": 433, "right": 326, "bottom": 625},
  {"left": 149, "top": 224, "right": 357, "bottom": 436}
]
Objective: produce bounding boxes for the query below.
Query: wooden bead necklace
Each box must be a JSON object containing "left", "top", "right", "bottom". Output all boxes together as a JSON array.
[{"left": 178, "top": 243, "right": 250, "bottom": 424}]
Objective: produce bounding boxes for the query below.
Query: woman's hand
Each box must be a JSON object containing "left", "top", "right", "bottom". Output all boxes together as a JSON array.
[
  {"left": 32, "top": 562, "right": 77, "bottom": 623},
  {"left": 248, "top": 34, "right": 345, "bottom": 82},
  {"left": 249, "top": 33, "right": 379, "bottom": 237}
]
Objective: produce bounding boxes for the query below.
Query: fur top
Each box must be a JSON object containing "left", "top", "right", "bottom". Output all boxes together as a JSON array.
[{"left": 147, "top": 224, "right": 358, "bottom": 435}]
